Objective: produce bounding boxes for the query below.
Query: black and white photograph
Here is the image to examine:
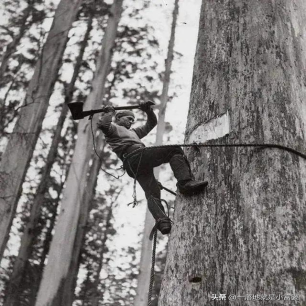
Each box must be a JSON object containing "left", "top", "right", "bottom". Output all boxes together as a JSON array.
[{"left": 0, "top": 0, "right": 305, "bottom": 305}]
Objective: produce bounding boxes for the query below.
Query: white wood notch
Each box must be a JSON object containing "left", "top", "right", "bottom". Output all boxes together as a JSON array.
[{"left": 188, "top": 111, "right": 230, "bottom": 143}]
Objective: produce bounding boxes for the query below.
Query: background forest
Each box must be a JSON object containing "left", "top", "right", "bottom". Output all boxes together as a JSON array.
[{"left": 0, "top": 0, "right": 201, "bottom": 305}]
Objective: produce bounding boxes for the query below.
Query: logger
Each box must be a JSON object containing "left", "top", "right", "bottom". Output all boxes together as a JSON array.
[{"left": 67, "top": 101, "right": 208, "bottom": 235}]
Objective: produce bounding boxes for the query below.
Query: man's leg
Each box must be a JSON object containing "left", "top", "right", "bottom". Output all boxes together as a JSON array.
[
  {"left": 136, "top": 171, "right": 171, "bottom": 235},
  {"left": 169, "top": 153, "right": 208, "bottom": 194},
  {"left": 134, "top": 146, "right": 208, "bottom": 195}
]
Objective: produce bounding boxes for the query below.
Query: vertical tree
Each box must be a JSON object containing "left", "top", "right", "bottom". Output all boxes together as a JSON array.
[
  {"left": 0, "top": 0, "right": 83, "bottom": 261},
  {"left": 35, "top": 1, "right": 124, "bottom": 305},
  {"left": 85, "top": 199, "right": 114, "bottom": 306},
  {"left": 0, "top": 0, "right": 39, "bottom": 85},
  {"left": 59, "top": 147, "right": 110, "bottom": 306},
  {"left": 2, "top": 10, "right": 95, "bottom": 306},
  {"left": 159, "top": 0, "right": 306, "bottom": 305},
  {"left": 134, "top": 0, "right": 180, "bottom": 305},
  {"left": 0, "top": 0, "right": 54, "bottom": 150}
]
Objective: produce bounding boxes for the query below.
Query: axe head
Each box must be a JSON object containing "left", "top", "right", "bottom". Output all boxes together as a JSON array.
[{"left": 67, "top": 102, "right": 84, "bottom": 120}]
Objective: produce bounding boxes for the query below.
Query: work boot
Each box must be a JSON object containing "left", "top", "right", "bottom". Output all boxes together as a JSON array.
[
  {"left": 147, "top": 196, "right": 172, "bottom": 235},
  {"left": 177, "top": 179, "right": 208, "bottom": 195},
  {"left": 156, "top": 218, "right": 172, "bottom": 235}
]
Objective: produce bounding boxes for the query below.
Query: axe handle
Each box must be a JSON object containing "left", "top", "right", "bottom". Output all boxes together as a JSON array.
[
  {"left": 68, "top": 101, "right": 155, "bottom": 120},
  {"left": 82, "top": 105, "right": 141, "bottom": 119}
]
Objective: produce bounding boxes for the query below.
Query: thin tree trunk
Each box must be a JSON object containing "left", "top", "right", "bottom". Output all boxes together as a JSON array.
[
  {"left": 0, "top": 0, "right": 83, "bottom": 261},
  {"left": 155, "top": 0, "right": 179, "bottom": 146},
  {"left": 60, "top": 142, "right": 106, "bottom": 306},
  {"left": 159, "top": 0, "right": 306, "bottom": 305},
  {"left": 62, "top": 60, "right": 121, "bottom": 305},
  {"left": 91, "top": 200, "right": 116, "bottom": 306},
  {"left": 35, "top": 2, "right": 124, "bottom": 305},
  {"left": 134, "top": 1, "right": 179, "bottom": 305},
  {"left": 3, "top": 13, "right": 93, "bottom": 306},
  {"left": 28, "top": 178, "right": 66, "bottom": 306},
  {"left": 0, "top": 2, "right": 32, "bottom": 84}
]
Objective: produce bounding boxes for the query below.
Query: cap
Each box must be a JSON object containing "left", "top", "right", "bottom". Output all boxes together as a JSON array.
[{"left": 115, "top": 110, "right": 135, "bottom": 119}]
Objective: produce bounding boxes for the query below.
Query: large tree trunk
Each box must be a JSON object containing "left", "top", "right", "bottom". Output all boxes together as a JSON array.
[
  {"left": 159, "top": 0, "right": 306, "bottom": 305},
  {"left": 0, "top": 0, "right": 83, "bottom": 261},
  {"left": 35, "top": 1, "right": 123, "bottom": 305},
  {"left": 3, "top": 14, "right": 93, "bottom": 306},
  {"left": 134, "top": 1, "right": 179, "bottom": 305}
]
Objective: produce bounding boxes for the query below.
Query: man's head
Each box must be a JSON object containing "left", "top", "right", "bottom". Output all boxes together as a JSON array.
[{"left": 115, "top": 110, "right": 135, "bottom": 129}]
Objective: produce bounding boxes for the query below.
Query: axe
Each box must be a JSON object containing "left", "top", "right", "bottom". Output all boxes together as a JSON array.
[{"left": 67, "top": 101, "right": 155, "bottom": 120}]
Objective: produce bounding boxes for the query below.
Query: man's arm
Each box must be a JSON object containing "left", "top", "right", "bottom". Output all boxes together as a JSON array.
[
  {"left": 97, "top": 106, "right": 115, "bottom": 135},
  {"left": 133, "top": 101, "right": 157, "bottom": 139}
]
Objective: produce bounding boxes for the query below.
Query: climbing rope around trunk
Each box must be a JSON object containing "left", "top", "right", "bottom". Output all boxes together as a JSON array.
[
  {"left": 125, "top": 141, "right": 306, "bottom": 306},
  {"left": 123, "top": 141, "right": 306, "bottom": 206},
  {"left": 123, "top": 142, "right": 306, "bottom": 161}
]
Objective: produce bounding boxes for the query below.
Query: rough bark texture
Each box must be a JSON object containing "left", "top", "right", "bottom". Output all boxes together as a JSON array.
[
  {"left": 35, "top": 1, "right": 123, "bottom": 305},
  {"left": 159, "top": 0, "right": 306, "bottom": 305},
  {"left": 134, "top": 1, "right": 179, "bottom": 305},
  {"left": 0, "top": 0, "right": 83, "bottom": 261}
]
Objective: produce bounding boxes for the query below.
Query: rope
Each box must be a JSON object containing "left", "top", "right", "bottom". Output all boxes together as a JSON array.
[
  {"left": 123, "top": 142, "right": 306, "bottom": 161},
  {"left": 126, "top": 149, "right": 144, "bottom": 207},
  {"left": 90, "top": 112, "right": 306, "bottom": 304},
  {"left": 122, "top": 141, "right": 306, "bottom": 211},
  {"left": 148, "top": 228, "right": 157, "bottom": 306}
]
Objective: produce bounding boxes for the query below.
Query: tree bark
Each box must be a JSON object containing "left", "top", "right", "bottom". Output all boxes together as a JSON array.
[
  {"left": 35, "top": 1, "right": 123, "bottom": 305},
  {"left": 134, "top": 1, "right": 179, "bottom": 305},
  {"left": 3, "top": 13, "right": 93, "bottom": 306},
  {"left": 159, "top": 0, "right": 306, "bottom": 305},
  {"left": 0, "top": 0, "right": 83, "bottom": 261}
]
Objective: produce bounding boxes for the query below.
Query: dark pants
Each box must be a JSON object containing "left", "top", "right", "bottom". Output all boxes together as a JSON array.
[{"left": 125, "top": 146, "right": 192, "bottom": 220}]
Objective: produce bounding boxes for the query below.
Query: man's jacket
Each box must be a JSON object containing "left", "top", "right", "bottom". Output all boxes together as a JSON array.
[{"left": 98, "top": 110, "right": 157, "bottom": 159}]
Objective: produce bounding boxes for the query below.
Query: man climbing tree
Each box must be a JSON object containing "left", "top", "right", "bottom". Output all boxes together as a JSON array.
[{"left": 97, "top": 102, "right": 208, "bottom": 235}]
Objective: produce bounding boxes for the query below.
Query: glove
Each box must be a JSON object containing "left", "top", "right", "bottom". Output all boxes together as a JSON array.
[
  {"left": 139, "top": 101, "right": 155, "bottom": 112},
  {"left": 102, "top": 105, "right": 115, "bottom": 113},
  {"left": 97, "top": 106, "right": 115, "bottom": 130}
]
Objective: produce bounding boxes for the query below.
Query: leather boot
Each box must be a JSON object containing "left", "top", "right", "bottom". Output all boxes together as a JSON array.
[
  {"left": 147, "top": 196, "right": 171, "bottom": 235},
  {"left": 177, "top": 179, "right": 208, "bottom": 195},
  {"left": 156, "top": 218, "right": 171, "bottom": 235},
  {"left": 170, "top": 154, "right": 208, "bottom": 195}
]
